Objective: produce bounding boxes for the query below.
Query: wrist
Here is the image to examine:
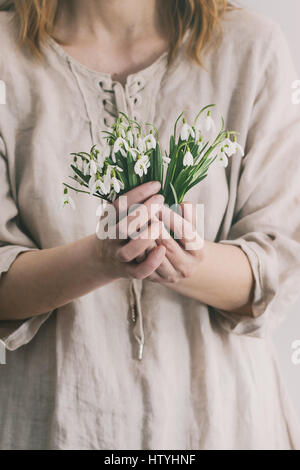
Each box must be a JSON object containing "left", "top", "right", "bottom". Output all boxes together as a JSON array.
[{"left": 88, "top": 234, "right": 121, "bottom": 283}]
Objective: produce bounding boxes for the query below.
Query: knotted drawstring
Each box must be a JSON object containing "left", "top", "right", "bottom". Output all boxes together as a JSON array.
[
  {"left": 112, "top": 82, "right": 146, "bottom": 361},
  {"left": 129, "top": 278, "right": 145, "bottom": 360},
  {"left": 68, "top": 58, "right": 151, "bottom": 361}
]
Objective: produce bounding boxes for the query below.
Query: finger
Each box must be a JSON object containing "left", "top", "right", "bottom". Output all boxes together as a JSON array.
[
  {"left": 116, "top": 221, "right": 162, "bottom": 263},
  {"left": 180, "top": 201, "right": 196, "bottom": 227},
  {"left": 155, "top": 257, "right": 178, "bottom": 283},
  {"left": 157, "top": 223, "right": 187, "bottom": 266},
  {"left": 147, "top": 272, "right": 164, "bottom": 283},
  {"left": 160, "top": 205, "right": 203, "bottom": 251},
  {"left": 135, "top": 240, "right": 157, "bottom": 264},
  {"left": 127, "top": 245, "right": 166, "bottom": 280},
  {"left": 117, "top": 194, "right": 164, "bottom": 239},
  {"left": 113, "top": 181, "right": 161, "bottom": 219}
]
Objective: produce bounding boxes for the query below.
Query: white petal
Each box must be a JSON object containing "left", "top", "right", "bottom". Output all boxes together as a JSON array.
[
  {"left": 83, "top": 161, "right": 89, "bottom": 176},
  {"left": 180, "top": 123, "right": 189, "bottom": 141},
  {"left": 183, "top": 151, "right": 194, "bottom": 167},
  {"left": 68, "top": 196, "right": 76, "bottom": 210},
  {"left": 134, "top": 161, "right": 142, "bottom": 177},
  {"left": 218, "top": 153, "right": 228, "bottom": 168},
  {"left": 237, "top": 143, "right": 245, "bottom": 157},
  {"left": 90, "top": 160, "right": 97, "bottom": 175},
  {"left": 137, "top": 138, "right": 146, "bottom": 153}
]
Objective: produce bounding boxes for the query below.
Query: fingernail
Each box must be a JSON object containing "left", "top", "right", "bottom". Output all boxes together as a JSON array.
[
  {"left": 156, "top": 194, "right": 164, "bottom": 204},
  {"left": 151, "top": 181, "right": 161, "bottom": 190}
]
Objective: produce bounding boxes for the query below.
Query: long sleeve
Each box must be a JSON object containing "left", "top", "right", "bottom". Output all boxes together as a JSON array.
[
  {"left": 0, "top": 136, "right": 54, "bottom": 351},
  {"left": 216, "top": 22, "right": 300, "bottom": 337}
]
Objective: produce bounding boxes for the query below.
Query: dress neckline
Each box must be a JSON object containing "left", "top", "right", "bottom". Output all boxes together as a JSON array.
[
  {"left": 47, "top": 36, "right": 169, "bottom": 85},
  {"left": 47, "top": 28, "right": 191, "bottom": 86}
]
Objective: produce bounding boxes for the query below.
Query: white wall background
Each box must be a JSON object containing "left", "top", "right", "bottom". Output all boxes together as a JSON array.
[{"left": 238, "top": 0, "right": 300, "bottom": 423}]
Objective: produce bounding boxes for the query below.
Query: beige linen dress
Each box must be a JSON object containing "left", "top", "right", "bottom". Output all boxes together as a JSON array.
[{"left": 0, "top": 8, "right": 300, "bottom": 450}]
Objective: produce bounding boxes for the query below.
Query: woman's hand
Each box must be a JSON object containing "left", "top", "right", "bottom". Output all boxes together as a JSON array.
[
  {"left": 147, "top": 202, "right": 204, "bottom": 284},
  {"left": 145, "top": 201, "right": 254, "bottom": 316},
  {"left": 95, "top": 181, "right": 166, "bottom": 281}
]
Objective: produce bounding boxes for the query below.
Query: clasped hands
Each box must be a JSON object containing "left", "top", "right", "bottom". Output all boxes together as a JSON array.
[{"left": 96, "top": 181, "right": 204, "bottom": 284}]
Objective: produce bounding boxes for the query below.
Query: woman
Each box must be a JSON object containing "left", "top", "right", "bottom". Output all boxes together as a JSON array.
[{"left": 0, "top": 0, "right": 299, "bottom": 450}]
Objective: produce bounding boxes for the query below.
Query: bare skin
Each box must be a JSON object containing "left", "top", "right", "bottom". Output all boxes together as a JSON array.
[
  {"left": 0, "top": 0, "right": 254, "bottom": 321},
  {"left": 0, "top": 182, "right": 166, "bottom": 320},
  {"left": 53, "top": 0, "right": 170, "bottom": 87}
]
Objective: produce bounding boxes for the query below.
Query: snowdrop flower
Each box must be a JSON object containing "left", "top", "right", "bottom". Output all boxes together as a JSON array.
[
  {"left": 219, "top": 134, "right": 244, "bottom": 158},
  {"left": 126, "top": 128, "right": 134, "bottom": 147},
  {"left": 82, "top": 159, "right": 88, "bottom": 175},
  {"left": 72, "top": 156, "right": 80, "bottom": 169},
  {"left": 103, "top": 171, "right": 112, "bottom": 193},
  {"left": 62, "top": 188, "right": 76, "bottom": 210},
  {"left": 119, "top": 126, "right": 126, "bottom": 139},
  {"left": 180, "top": 118, "right": 195, "bottom": 141},
  {"left": 83, "top": 158, "right": 98, "bottom": 176},
  {"left": 163, "top": 155, "right": 171, "bottom": 165},
  {"left": 109, "top": 190, "right": 117, "bottom": 202},
  {"left": 111, "top": 170, "right": 124, "bottom": 193},
  {"left": 183, "top": 148, "right": 194, "bottom": 167},
  {"left": 134, "top": 154, "right": 150, "bottom": 177},
  {"left": 227, "top": 136, "right": 244, "bottom": 157},
  {"left": 194, "top": 120, "right": 204, "bottom": 142},
  {"left": 204, "top": 110, "right": 216, "bottom": 134},
  {"left": 144, "top": 131, "right": 156, "bottom": 151},
  {"left": 217, "top": 147, "right": 229, "bottom": 168},
  {"left": 112, "top": 177, "right": 124, "bottom": 193},
  {"left": 128, "top": 148, "right": 139, "bottom": 160},
  {"left": 113, "top": 137, "right": 129, "bottom": 159},
  {"left": 97, "top": 142, "right": 111, "bottom": 169},
  {"left": 137, "top": 134, "right": 146, "bottom": 153},
  {"left": 89, "top": 175, "right": 109, "bottom": 195},
  {"left": 196, "top": 136, "right": 205, "bottom": 152}
]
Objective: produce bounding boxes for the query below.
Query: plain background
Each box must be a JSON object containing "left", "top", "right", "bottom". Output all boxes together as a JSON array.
[{"left": 239, "top": 0, "right": 300, "bottom": 423}]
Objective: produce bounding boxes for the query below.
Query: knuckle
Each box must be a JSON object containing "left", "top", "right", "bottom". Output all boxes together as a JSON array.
[
  {"left": 178, "top": 263, "right": 193, "bottom": 279},
  {"left": 129, "top": 265, "right": 146, "bottom": 280},
  {"left": 165, "top": 275, "right": 176, "bottom": 284},
  {"left": 116, "top": 248, "right": 130, "bottom": 262},
  {"left": 149, "top": 222, "right": 160, "bottom": 240},
  {"left": 135, "top": 270, "right": 146, "bottom": 280},
  {"left": 145, "top": 259, "right": 157, "bottom": 272}
]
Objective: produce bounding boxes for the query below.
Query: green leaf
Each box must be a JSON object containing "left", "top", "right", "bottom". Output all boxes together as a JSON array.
[
  {"left": 169, "top": 183, "right": 178, "bottom": 206},
  {"left": 70, "top": 164, "right": 90, "bottom": 184},
  {"left": 126, "top": 153, "right": 138, "bottom": 189},
  {"left": 154, "top": 143, "right": 163, "bottom": 185}
]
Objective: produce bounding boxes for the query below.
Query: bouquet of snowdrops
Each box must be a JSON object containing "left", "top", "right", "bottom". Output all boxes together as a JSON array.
[{"left": 62, "top": 104, "right": 244, "bottom": 210}]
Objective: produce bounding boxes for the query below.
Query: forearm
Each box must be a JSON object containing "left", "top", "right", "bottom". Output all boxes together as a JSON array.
[
  {"left": 167, "top": 241, "right": 255, "bottom": 315},
  {"left": 0, "top": 234, "right": 116, "bottom": 321}
]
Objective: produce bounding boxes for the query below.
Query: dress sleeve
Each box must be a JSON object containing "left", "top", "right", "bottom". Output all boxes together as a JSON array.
[
  {"left": 0, "top": 137, "right": 53, "bottom": 351},
  {"left": 216, "top": 23, "right": 300, "bottom": 338}
]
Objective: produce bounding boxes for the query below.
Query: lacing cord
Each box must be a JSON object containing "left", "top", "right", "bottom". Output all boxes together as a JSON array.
[
  {"left": 99, "top": 77, "right": 145, "bottom": 125},
  {"left": 99, "top": 78, "right": 146, "bottom": 360},
  {"left": 129, "top": 279, "right": 145, "bottom": 360},
  {"left": 66, "top": 54, "right": 167, "bottom": 362}
]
